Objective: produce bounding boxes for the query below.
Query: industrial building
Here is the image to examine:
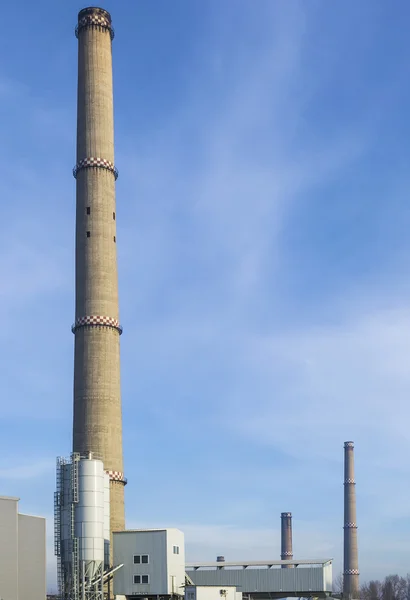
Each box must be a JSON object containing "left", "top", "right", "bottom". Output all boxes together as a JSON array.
[
  {"left": 0, "top": 496, "right": 46, "bottom": 600},
  {"left": 113, "top": 529, "right": 185, "bottom": 598},
  {"left": 186, "top": 559, "right": 333, "bottom": 599},
  {"left": 185, "top": 586, "right": 242, "bottom": 600},
  {"left": 0, "top": 1, "right": 363, "bottom": 599}
]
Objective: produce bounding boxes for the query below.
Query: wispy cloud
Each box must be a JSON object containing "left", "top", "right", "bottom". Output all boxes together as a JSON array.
[{"left": 2, "top": 0, "right": 410, "bottom": 590}]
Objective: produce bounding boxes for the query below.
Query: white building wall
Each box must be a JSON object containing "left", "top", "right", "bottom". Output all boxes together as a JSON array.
[
  {"left": 0, "top": 497, "right": 19, "bottom": 600},
  {"left": 18, "top": 513, "right": 46, "bottom": 600},
  {"left": 113, "top": 529, "right": 185, "bottom": 597},
  {"left": 0, "top": 497, "right": 46, "bottom": 600},
  {"left": 186, "top": 586, "right": 241, "bottom": 600},
  {"left": 324, "top": 562, "right": 333, "bottom": 593},
  {"left": 166, "top": 529, "right": 186, "bottom": 596}
]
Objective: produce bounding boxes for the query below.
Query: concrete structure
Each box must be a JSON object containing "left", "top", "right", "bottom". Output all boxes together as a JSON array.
[
  {"left": 0, "top": 496, "right": 46, "bottom": 600},
  {"left": 113, "top": 529, "right": 185, "bottom": 598},
  {"left": 72, "top": 5, "right": 126, "bottom": 559},
  {"left": 343, "top": 441, "right": 359, "bottom": 600},
  {"left": 280, "top": 512, "right": 293, "bottom": 568},
  {"left": 186, "top": 559, "right": 333, "bottom": 599},
  {"left": 185, "top": 585, "right": 242, "bottom": 600}
]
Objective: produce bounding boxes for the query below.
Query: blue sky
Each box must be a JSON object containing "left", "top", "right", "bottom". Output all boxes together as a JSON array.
[{"left": 1, "top": 0, "right": 410, "bottom": 590}]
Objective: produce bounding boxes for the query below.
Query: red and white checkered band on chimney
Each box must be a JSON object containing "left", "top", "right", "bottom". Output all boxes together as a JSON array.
[
  {"left": 72, "top": 315, "right": 123, "bottom": 334},
  {"left": 281, "top": 512, "right": 293, "bottom": 568},
  {"left": 76, "top": 10, "right": 114, "bottom": 40},
  {"left": 73, "top": 157, "right": 119, "bottom": 179},
  {"left": 105, "top": 470, "right": 127, "bottom": 484},
  {"left": 343, "top": 441, "right": 360, "bottom": 599}
]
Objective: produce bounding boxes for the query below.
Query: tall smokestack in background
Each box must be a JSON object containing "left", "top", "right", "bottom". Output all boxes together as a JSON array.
[
  {"left": 72, "top": 6, "right": 126, "bottom": 558},
  {"left": 343, "top": 442, "right": 359, "bottom": 599},
  {"left": 281, "top": 512, "right": 293, "bottom": 568}
]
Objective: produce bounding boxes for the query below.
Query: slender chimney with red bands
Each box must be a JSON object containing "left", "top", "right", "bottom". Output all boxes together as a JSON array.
[
  {"left": 343, "top": 442, "right": 359, "bottom": 599},
  {"left": 72, "top": 7, "right": 126, "bottom": 563}
]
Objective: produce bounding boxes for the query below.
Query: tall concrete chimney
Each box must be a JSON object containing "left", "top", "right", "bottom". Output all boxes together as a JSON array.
[
  {"left": 343, "top": 442, "right": 359, "bottom": 599},
  {"left": 280, "top": 512, "right": 293, "bottom": 568},
  {"left": 72, "top": 7, "right": 125, "bottom": 557}
]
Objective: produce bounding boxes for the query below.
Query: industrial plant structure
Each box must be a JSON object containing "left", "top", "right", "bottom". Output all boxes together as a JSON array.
[
  {"left": 72, "top": 4, "right": 126, "bottom": 545},
  {"left": 55, "top": 7, "right": 126, "bottom": 600},
  {"left": 54, "top": 453, "right": 112, "bottom": 600},
  {"left": 186, "top": 558, "right": 333, "bottom": 598},
  {"left": 51, "top": 7, "right": 360, "bottom": 600},
  {"left": 343, "top": 441, "right": 359, "bottom": 600},
  {"left": 113, "top": 528, "right": 186, "bottom": 598},
  {"left": 280, "top": 512, "right": 293, "bottom": 568}
]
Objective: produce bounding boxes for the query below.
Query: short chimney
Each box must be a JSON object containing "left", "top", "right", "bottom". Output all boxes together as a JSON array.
[{"left": 281, "top": 512, "right": 293, "bottom": 568}]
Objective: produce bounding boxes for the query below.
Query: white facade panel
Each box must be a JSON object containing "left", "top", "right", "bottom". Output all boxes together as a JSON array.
[
  {"left": 324, "top": 562, "right": 332, "bottom": 592},
  {"left": 0, "top": 497, "right": 18, "bottom": 600},
  {"left": 0, "top": 497, "right": 46, "bottom": 600},
  {"left": 18, "top": 513, "right": 46, "bottom": 600},
  {"left": 186, "top": 585, "right": 241, "bottom": 600},
  {"left": 113, "top": 529, "right": 185, "bottom": 597},
  {"left": 166, "top": 529, "right": 186, "bottom": 596}
]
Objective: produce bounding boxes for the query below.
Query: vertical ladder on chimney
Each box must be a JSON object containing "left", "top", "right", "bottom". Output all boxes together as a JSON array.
[{"left": 71, "top": 454, "right": 80, "bottom": 600}]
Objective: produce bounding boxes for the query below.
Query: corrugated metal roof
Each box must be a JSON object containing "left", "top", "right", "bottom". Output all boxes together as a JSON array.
[
  {"left": 114, "top": 528, "right": 167, "bottom": 533},
  {"left": 186, "top": 562, "right": 332, "bottom": 594},
  {"left": 186, "top": 559, "right": 333, "bottom": 568}
]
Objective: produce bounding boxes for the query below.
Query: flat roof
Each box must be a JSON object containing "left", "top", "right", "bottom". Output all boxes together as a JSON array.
[
  {"left": 19, "top": 512, "right": 46, "bottom": 521},
  {"left": 114, "top": 528, "right": 182, "bottom": 534},
  {"left": 0, "top": 495, "right": 20, "bottom": 502},
  {"left": 186, "top": 559, "right": 333, "bottom": 568}
]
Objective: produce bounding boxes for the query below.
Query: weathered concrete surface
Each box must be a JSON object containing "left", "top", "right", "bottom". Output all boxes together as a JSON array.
[{"left": 72, "top": 7, "right": 125, "bottom": 559}]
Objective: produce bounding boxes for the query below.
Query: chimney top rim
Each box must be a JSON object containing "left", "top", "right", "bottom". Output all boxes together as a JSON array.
[{"left": 78, "top": 7, "right": 112, "bottom": 21}]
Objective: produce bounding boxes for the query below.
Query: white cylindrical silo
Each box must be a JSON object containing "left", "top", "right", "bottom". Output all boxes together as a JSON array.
[
  {"left": 75, "top": 458, "right": 105, "bottom": 574},
  {"left": 103, "top": 472, "right": 110, "bottom": 568}
]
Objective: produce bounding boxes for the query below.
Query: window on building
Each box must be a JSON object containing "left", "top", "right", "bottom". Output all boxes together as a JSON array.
[
  {"left": 134, "top": 554, "right": 149, "bottom": 564},
  {"left": 173, "top": 545, "right": 180, "bottom": 555},
  {"left": 133, "top": 575, "right": 141, "bottom": 584},
  {"left": 86, "top": 207, "right": 90, "bottom": 215},
  {"left": 141, "top": 575, "right": 150, "bottom": 584},
  {"left": 86, "top": 231, "right": 90, "bottom": 238},
  {"left": 188, "top": 593, "right": 195, "bottom": 600},
  {"left": 113, "top": 236, "right": 116, "bottom": 242},
  {"left": 113, "top": 212, "right": 116, "bottom": 220}
]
